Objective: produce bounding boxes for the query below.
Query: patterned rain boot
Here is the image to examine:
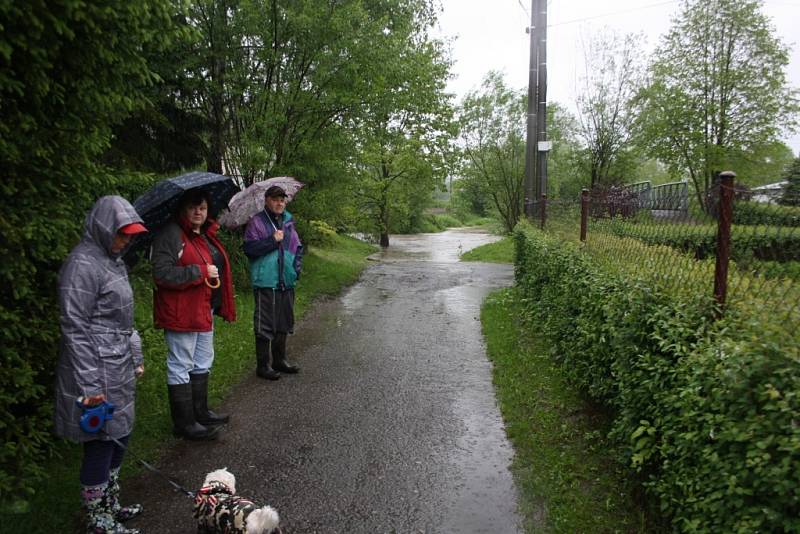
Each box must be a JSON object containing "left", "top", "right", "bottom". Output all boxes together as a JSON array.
[
  {"left": 108, "top": 468, "right": 143, "bottom": 523},
  {"left": 81, "top": 482, "right": 140, "bottom": 534}
]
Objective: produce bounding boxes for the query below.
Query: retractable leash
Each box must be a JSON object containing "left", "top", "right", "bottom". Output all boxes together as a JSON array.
[{"left": 76, "top": 398, "right": 196, "bottom": 499}]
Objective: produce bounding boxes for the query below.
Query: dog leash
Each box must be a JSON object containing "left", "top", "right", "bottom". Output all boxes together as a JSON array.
[{"left": 102, "top": 431, "right": 196, "bottom": 499}]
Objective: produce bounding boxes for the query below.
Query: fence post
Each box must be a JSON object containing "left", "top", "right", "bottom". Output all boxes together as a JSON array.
[
  {"left": 713, "top": 171, "right": 735, "bottom": 316},
  {"left": 540, "top": 194, "right": 547, "bottom": 230},
  {"left": 580, "top": 189, "right": 589, "bottom": 242}
]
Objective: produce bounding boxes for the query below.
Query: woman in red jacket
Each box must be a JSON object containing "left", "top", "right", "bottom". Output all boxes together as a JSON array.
[{"left": 152, "top": 189, "right": 236, "bottom": 440}]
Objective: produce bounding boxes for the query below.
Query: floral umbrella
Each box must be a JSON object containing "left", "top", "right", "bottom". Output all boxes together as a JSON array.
[{"left": 218, "top": 176, "right": 304, "bottom": 229}]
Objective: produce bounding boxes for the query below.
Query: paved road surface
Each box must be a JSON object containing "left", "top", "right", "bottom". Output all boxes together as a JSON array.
[{"left": 125, "top": 228, "right": 521, "bottom": 533}]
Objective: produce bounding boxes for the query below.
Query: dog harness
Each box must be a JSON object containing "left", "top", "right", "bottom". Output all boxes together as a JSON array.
[{"left": 194, "top": 481, "right": 258, "bottom": 533}]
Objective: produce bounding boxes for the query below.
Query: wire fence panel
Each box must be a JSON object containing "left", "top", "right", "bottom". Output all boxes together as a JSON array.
[{"left": 532, "top": 181, "right": 800, "bottom": 336}]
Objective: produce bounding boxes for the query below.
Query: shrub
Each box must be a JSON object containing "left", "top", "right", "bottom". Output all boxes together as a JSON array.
[
  {"left": 733, "top": 201, "right": 800, "bottom": 227},
  {"left": 293, "top": 218, "right": 339, "bottom": 250},
  {"left": 432, "top": 214, "right": 462, "bottom": 228},
  {"left": 514, "top": 220, "right": 800, "bottom": 532},
  {"left": 0, "top": 0, "right": 178, "bottom": 507},
  {"left": 604, "top": 219, "right": 800, "bottom": 263}
]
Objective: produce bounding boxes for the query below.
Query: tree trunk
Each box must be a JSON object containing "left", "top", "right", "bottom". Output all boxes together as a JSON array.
[{"left": 206, "top": 2, "right": 228, "bottom": 175}]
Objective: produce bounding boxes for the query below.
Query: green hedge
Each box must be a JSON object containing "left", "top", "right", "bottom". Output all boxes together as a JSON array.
[
  {"left": 734, "top": 201, "right": 800, "bottom": 227},
  {"left": 0, "top": 0, "right": 178, "bottom": 507},
  {"left": 514, "top": 221, "right": 800, "bottom": 532},
  {"left": 603, "top": 219, "right": 800, "bottom": 263}
]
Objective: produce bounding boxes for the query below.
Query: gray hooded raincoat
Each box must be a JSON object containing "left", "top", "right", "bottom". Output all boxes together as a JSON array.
[{"left": 53, "top": 196, "right": 145, "bottom": 442}]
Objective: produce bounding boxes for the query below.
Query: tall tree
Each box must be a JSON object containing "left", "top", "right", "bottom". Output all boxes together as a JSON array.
[
  {"left": 219, "top": 0, "right": 439, "bottom": 186},
  {"left": 780, "top": 156, "right": 800, "bottom": 206},
  {"left": 350, "top": 3, "right": 454, "bottom": 247},
  {"left": 576, "top": 30, "right": 644, "bottom": 189},
  {"left": 637, "top": 0, "right": 799, "bottom": 212},
  {"left": 458, "top": 72, "right": 526, "bottom": 233},
  {"left": 0, "top": 0, "right": 178, "bottom": 503},
  {"left": 546, "top": 102, "right": 586, "bottom": 199}
]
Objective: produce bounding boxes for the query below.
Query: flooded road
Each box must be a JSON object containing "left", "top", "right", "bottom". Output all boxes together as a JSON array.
[{"left": 125, "top": 228, "right": 522, "bottom": 533}]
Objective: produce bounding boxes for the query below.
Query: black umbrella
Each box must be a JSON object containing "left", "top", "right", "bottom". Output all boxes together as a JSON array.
[{"left": 125, "top": 171, "right": 239, "bottom": 261}]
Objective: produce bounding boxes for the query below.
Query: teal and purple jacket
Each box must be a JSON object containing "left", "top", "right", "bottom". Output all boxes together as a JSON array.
[{"left": 243, "top": 209, "right": 303, "bottom": 289}]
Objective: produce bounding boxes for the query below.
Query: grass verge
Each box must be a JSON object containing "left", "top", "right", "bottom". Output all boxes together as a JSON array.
[
  {"left": 11, "top": 233, "right": 376, "bottom": 534},
  {"left": 460, "top": 235, "right": 515, "bottom": 263},
  {"left": 482, "top": 288, "right": 659, "bottom": 533}
]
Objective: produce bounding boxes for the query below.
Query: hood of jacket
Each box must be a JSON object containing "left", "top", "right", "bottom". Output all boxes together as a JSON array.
[{"left": 82, "top": 196, "right": 144, "bottom": 258}]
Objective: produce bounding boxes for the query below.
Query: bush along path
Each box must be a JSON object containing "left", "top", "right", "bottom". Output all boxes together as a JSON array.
[{"left": 513, "top": 220, "right": 800, "bottom": 532}]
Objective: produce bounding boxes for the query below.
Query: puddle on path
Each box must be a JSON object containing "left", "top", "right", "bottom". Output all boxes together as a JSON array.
[{"left": 376, "top": 227, "right": 503, "bottom": 263}]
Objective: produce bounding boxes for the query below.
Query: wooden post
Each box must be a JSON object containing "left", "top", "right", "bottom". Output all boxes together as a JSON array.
[
  {"left": 580, "top": 189, "right": 589, "bottom": 242},
  {"left": 713, "top": 171, "right": 735, "bottom": 316}
]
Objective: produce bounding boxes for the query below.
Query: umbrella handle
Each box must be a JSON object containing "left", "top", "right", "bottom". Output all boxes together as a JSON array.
[{"left": 204, "top": 263, "right": 221, "bottom": 289}]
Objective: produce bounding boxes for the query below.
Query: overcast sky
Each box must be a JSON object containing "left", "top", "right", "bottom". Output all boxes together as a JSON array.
[{"left": 434, "top": 0, "right": 800, "bottom": 155}]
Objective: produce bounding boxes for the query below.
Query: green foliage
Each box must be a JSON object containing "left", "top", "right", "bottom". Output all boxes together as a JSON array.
[
  {"left": 104, "top": 171, "right": 161, "bottom": 202},
  {"left": 482, "top": 289, "right": 660, "bottom": 532},
  {"left": 781, "top": 157, "right": 800, "bottom": 206},
  {"left": 349, "top": 3, "right": 455, "bottom": 246},
  {"left": 299, "top": 219, "right": 339, "bottom": 248},
  {"left": 0, "top": 0, "right": 178, "bottom": 505},
  {"left": 732, "top": 201, "right": 800, "bottom": 227},
  {"left": 637, "top": 0, "right": 800, "bottom": 212},
  {"left": 728, "top": 141, "right": 796, "bottom": 188},
  {"left": 754, "top": 261, "right": 800, "bottom": 280},
  {"left": 460, "top": 236, "right": 515, "bottom": 263},
  {"left": 544, "top": 103, "right": 588, "bottom": 199},
  {"left": 576, "top": 30, "right": 644, "bottom": 189},
  {"left": 514, "top": 221, "right": 800, "bottom": 532},
  {"left": 457, "top": 72, "right": 526, "bottom": 232},
  {"left": 604, "top": 219, "right": 800, "bottom": 262},
  {"left": 425, "top": 213, "right": 462, "bottom": 231}
]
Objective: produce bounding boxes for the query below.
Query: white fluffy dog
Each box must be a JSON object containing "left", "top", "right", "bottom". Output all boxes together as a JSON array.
[{"left": 193, "top": 468, "right": 281, "bottom": 534}]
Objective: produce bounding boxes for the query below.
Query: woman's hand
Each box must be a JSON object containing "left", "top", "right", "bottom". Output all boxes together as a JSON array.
[
  {"left": 207, "top": 264, "right": 219, "bottom": 279},
  {"left": 135, "top": 364, "right": 144, "bottom": 378},
  {"left": 81, "top": 394, "right": 106, "bottom": 407}
]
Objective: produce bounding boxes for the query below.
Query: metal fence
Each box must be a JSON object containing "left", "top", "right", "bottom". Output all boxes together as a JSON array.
[{"left": 530, "top": 172, "right": 800, "bottom": 332}]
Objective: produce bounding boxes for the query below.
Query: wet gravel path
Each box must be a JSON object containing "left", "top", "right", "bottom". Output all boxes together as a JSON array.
[{"left": 125, "top": 228, "right": 521, "bottom": 533}]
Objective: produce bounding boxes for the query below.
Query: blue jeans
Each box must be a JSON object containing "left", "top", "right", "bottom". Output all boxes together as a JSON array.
[
  {"left": 80, "top": 435, "right": 129, "bottom": 486},
  {"left": 165, "top": 329, "right": 215, "bottom": 385}
]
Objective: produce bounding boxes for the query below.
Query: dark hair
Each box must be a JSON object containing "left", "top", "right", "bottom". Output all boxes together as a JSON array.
[{"left": 177, "top": 188, "right": 212, "bottom": 213}]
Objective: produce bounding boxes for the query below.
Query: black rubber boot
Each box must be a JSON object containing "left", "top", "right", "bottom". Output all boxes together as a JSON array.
[
  {"left": 256, "top": 337, "right": 280, "bottom": 380},
  {"left": 190, "top": 372, "right": 230, "bottom": 426},
  {"left": 271, "top": 333, "right": 299, "bottom": 374},
  {"left": 167, "top": 383, "right": 220, "bottom": 440}
]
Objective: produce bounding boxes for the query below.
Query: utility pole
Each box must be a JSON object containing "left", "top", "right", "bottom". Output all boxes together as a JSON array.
[
  {"left": 536, "top": 0, "right": 548, "bottom": 200},
  {"left": 523, "top": 0, "right": 539, "bottom": 218}
]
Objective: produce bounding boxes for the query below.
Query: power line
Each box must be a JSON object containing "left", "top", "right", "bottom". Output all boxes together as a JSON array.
[
  {"left": 517, "top": 0, "right": 529, "bottom": 19},
  {"left": 548, "top": 0, "right": 678, "bottom": 28}
]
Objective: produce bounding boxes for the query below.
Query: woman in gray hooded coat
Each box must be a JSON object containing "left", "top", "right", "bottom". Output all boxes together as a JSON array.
[{"left": 54, "top": 195, "right": 147, "bottom": 534}]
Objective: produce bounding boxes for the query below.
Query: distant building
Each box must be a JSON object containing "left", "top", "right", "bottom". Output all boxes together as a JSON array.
[{"left": 751, "top": 181, "right": 788, "bottom": 203}]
